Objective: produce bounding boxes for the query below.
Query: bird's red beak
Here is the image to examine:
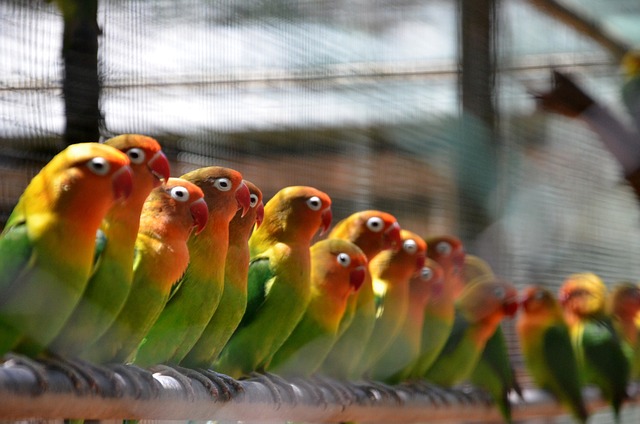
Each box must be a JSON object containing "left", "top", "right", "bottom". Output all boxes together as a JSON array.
[
  {"left": 320, "top": 207, "right": 332, "bottom": 235},
  {"left": 350, "top": 266, "right": 366, "bottom": 292},
  {"left": 148, "top": 150, "right": 171, "bottom": 186},
  {"left": 235, "top": 182, "right": 251, "bottom": 217},
  {"left": 254, "top": 202, "right": 265, "bottom": 228},
  {"left": 190, "top": 197, "right": 209, "bottom": 235},
  {"left": 503, "top": 297, "right": 520, "bottom": 317},
  {"left": 384, "top": 222, "right": 402, "bottom": 251},
  {"left": 112, "top": 166, "right": 134, "bottom": 201}
]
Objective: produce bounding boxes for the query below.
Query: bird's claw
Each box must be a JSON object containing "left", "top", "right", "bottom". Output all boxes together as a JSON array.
[
  {"left": 196, "top": 368, "right": 243, "bottom": 401},
  {"left": 149, "top": 364, "right": 196, "bottom": 401},
  {"left": 2, "top": 353, "right": 49, "bottom": 395}
]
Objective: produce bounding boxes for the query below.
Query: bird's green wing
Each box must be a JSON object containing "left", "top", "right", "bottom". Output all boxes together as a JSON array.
[
  {"left": 581, "top": 319, "right": 629, "bottom": 417},
  {"left": 470, "top": 327, "right": 521, "bottom": 423},
  {"left": 236, "top": 256, "right": 273, "bottom": 329},
  {"left": 543, "top": 324, "right": 588, "bottom": 423},
  {"left": 0, "top": 222, "right": 33, "bottom": 295},
  {"left": 437, "top": 308, "right": 468, "bottom": 357}
]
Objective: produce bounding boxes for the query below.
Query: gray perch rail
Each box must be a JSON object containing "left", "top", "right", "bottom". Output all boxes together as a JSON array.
[{"left": 0, "top": 356, "right": 637, "bottom": 423}]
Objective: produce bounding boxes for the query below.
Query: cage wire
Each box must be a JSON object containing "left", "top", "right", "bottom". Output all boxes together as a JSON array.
[{"left": 3, "top": 0, "right": 640, "bottom": 422}]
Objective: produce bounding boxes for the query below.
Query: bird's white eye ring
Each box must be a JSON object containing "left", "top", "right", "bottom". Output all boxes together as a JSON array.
[
  {"left": 87, "top": 157, "right": 110, "bottom": 176},
  {"left": 214, "top": 178, "right": 232, "bottom": 191},
  {"left": 306, "top": 196, "right": 322, "bottom": 211},
  {"left": 170, "top": 186, "right": 190, "bottom": 202},
  {"left": 403, "top": 239, "right": 418, "bottom": 254},
  {"left": 250, "top": 193, "right": 259, "bottom": 208},
  {"left": 126, "top": 148, "right": 146, "bottom": 165},
  {"left": 366, "top": 217, "right": 384, "bottom": 232},
  {"left": 436, "top": 241, "right": 452, "bottom": 256},
  {"left": 494, "top": 286, "right": 506, "bottom": 299},
  {"left": 420, "top": 267, "right": 433, "bottom": 281},
  {"left": 337, "top": 253, "right": 351, "bottom": 267}
]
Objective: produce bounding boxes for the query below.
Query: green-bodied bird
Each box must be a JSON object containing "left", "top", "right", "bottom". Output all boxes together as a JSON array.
[
  {"left": 49, "top": 134, "right": 170, "bottom": 357},
  {"left": 133, "top": 166, "right": 250, "bottom": 367},
  {"left": 320, "top": 210, "right": 401, "bottom": 380},
  {"left": 461, "top": 255, "right": 522, "bottom": 424},
  {"left": 404, "top": 235, "right": 465, "bottom": 379},
  {"left": 215, "top": 186, "right": 332, "bottom": 378},
  {"left": 560, "top": 273, "right": 630, "bottom": 421},
  {"left": 181, "top": 181, "right": 264, "bottom": 368},
  {"left": 376, "top": 259, "right": 444, "bottom": 384},
  {"left": 0, "top": 143, "right": 133, "bottom": 357},
  {"left": 268, "top": 238, "right": 367, "bottom": 377},
  {"left": 517, "top": 285, "right": 589, "bottom": 424},
  {"left": 422, "top": 278, "right": 518, "bottom": 387},
  {"left": 609, "top": 282, "right": 640, "bottom": 380},
  {"left": 358, "top": 229, "right": 427, "bottom": 378},
  {"left": 82, "top": 178, "right": 208, "bottom": 364}
]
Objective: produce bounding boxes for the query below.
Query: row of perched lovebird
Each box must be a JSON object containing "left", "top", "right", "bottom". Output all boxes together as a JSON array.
[{"left": 0, "top": 134, "right": 638, "bottom": 423}]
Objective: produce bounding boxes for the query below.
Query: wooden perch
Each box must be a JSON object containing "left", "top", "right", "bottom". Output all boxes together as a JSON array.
[{"left": 527, "top": 0, "right": 631, "bottom": 61}]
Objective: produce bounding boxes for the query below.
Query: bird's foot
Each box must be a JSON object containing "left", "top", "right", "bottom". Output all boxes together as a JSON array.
[
  {"left": 194, "top": 368, "right": 244, "bottom": 401},
  {"left": 149, "top": 364, "right": 196, "bottom": 401},
  {"left": 290, "top": 376, "right": 328, "bottom": 409},
  {"left": 108, "top": 363, "right": 160, "bottom": 399},
  {"left": 402, "top": 380, "right": 451, "bottom": 406},
  {"left": 2, "top": 353, "right": 49, "bottom": 395},
  {"left": 248, "top": 371, "right": 297, "bottom": 407},
  {"left": 41, "top": 355, "right": 116, "bottom": 396},
  {"left": 311, "top": 375, "right": 356, "bottom": 409},
  {"left": 356, "top": 379, "right": 403, "bottom": 405}
]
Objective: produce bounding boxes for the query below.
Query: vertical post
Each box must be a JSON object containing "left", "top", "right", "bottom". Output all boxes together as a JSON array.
[
  {"left": 456, "top": 0, "right": 498, "bottom": 241},
  {"left": 57, "top": 0, "right": 102, "bottom": 145},
  {"left": 459, "top": 0, "right": 496, "bottom": 130}
]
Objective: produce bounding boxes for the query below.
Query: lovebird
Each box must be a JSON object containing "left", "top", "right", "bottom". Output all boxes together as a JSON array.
[
  {"left": 82, "top": 178, "right": 208, "bottom": 364},
  {"left": 560, "top": 272, "right": 630, "bottom": 421},
  {"left": 376, "top": 259, "right": 444, "bottom": 384},
  {"left": 181, "top": 181, "right": 264, "bottom": 368},
  {"left": 608, "top": 282, "right": 640, "bottom": 379},
  {"left": 422, "top": 278, "right": 519, "bottom": 387},
  {"left": 268, "top": 238, "right": 367, "bottom": 377},
  {"left": 517, "top": 285, "right": 589, "bottom": 423},
  {"left": 319, "top": 210, "right": 402, "bottom": 380},
  {"left": 461, "top": 256, "right": 522, "bottom": 424},
  {"left": 49, "top": 134, "right": 170, "bottom": 357},
  {"left": 133, "top": 166, "right": 250, "bottom": 367},
  {"left": 215, "top": 186, "right": 332, "bottom": 378},
  {"left": 0, "top": 143, "right": 133, "bottom": 356},
  {"left": 358, "top": 229, "right": 427, "bottom": 378},
  {"left": 403, "top": 235, "right": 465, "bottom": 379},
  {"left": 462, "top": 254, "right": 495, "bottom": 284}
]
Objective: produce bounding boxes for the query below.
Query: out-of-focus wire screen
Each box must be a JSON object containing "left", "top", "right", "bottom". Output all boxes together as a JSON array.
[{"left": 3, "top": 2, "right": 640, "bottom": 419}]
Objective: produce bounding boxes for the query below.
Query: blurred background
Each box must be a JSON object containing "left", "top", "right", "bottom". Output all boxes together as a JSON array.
[{"left": 2, "top": 0, "right": 640, "bottom": 422}]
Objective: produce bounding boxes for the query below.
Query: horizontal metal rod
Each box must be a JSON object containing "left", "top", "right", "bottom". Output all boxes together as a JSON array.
[{"left": 0, "top": 357, "right": 638, "bottom": 423}]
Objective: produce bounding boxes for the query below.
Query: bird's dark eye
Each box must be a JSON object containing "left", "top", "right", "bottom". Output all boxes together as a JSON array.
[
  {"left": 436, "top": 242, "right": 452, "bottom": 256},
  {"left": 366, "top": 217, "right": 384, "bottom": 232},
  {"left": 306, "top": 196, "right": 322, "bottom": 211},
  {"left": 126, "top": 148, "right": 146, "bottom": 165},
  {"left": 337, "top": 253, "right": 351, "bottom": 267},
  {"left": 214, "top": 178, "right": 232, "bottom": 191},
  {"left": 403, "top": 239, "right": 418, "bottom": 254},
  {"left": 250, "top": 193, "right": 259, "bottom": 208},
  {"left": 170, "top": 186, "right": 190, "bottom": 202},
  {"left": 87, "top": 157, "right": 110, "bottom": 176},
  {"left": 494, "top": 286, "right": 506, "bottom": 299}
]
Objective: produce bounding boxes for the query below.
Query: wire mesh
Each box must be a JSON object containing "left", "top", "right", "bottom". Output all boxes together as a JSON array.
[{"left": 2, "top": 0, "right": 640, "bottom": 422}]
